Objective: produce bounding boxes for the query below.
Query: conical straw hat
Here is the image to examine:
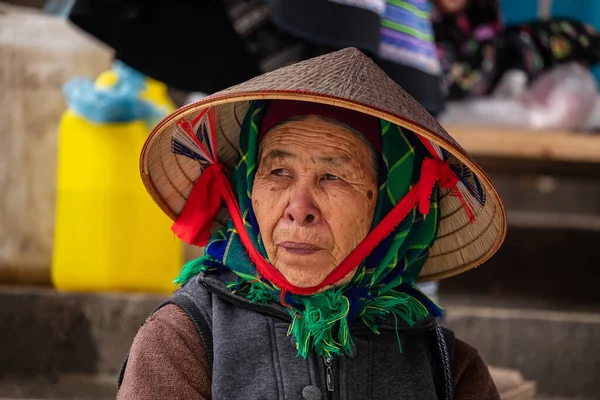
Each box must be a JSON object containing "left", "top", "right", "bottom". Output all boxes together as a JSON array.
[{"left": 141, "top": 48, "right": 506, "bottom": 282}]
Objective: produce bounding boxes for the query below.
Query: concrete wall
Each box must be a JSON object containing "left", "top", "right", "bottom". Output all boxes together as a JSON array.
[{"left": 0, "top": 6, "right": 112, "bottom": 283}]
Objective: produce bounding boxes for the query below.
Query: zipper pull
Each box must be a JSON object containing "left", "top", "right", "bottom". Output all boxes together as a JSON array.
[{"left": 324, "top": 357, "right": 334, "bottom": 392}]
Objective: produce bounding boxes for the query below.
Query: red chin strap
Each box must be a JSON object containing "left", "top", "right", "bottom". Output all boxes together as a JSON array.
[{"left": 172, "top": 157, "right": 475, "bottom": 296}]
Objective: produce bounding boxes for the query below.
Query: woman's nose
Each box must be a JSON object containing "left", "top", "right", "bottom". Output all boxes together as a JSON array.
[{"left": 283, "top": 190, "right": 321, "bottom": 226}]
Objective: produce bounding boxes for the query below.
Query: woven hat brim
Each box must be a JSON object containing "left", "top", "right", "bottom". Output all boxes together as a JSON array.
[{"left": 140, "top": 49, "right": 507, "bottom": 282}]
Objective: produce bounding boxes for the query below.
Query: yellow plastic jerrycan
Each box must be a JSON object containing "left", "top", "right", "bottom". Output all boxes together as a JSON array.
[{"left": 52, "top": 62, "right": 182, "bottom": 293}]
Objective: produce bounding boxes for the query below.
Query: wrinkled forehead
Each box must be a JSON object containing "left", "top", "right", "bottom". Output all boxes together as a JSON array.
[{"left": 257, "top": 115, "right": 380, "bottom": 176}]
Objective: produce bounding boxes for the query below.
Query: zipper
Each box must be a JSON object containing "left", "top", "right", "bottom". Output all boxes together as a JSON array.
[{"left": 323, "top": 357, "right": 334, "bottom": 394}]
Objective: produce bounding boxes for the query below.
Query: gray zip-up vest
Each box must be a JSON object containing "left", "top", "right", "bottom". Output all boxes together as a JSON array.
[{"left": 120, "top": 272, "right": 454, "bottom": 400}]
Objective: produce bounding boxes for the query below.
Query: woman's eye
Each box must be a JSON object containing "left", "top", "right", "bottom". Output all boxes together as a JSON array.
[
  {"left": 323, "top": 173, "right": 340, "bottom": 181},
  {"left": 271, "top": 168, "right": 289, "bottom": 177}
]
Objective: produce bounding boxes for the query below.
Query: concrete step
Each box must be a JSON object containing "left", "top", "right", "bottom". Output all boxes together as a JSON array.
[
  {"left": 534, "top": 398, "right": 592, "bottom": 400},
  {"left": 0, "top": 375, "right": 114, "bottom": 400},
  {"left": 0, "top": 285, "right": 165, "bottom": 376},
  {"left": 534, "top": 398, "right": 591, "bottom": 400},
  {"left": 443, "top": 299, "right": 600, "bottom": 400}
]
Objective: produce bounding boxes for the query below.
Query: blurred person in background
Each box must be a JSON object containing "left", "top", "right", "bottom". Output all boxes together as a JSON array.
[{"left": 432, "top": 0, "right": 600, "bottom": 100}]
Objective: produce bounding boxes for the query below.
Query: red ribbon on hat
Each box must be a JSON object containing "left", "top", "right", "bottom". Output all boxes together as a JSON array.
[
  {"left": 172, "top": 164, "right": 227, "bottom": 246},
  {"left": 172, "top": 154, "right": 475, "bottom": 296}
]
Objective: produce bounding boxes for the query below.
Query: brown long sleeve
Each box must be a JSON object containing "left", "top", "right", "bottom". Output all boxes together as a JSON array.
[
  {"left": 117, "top": 304, "right": 212, "bottom": 400},
  {"left": 452, "top": 338, "right": 501, "bottom": 400},
  {"left": 119, "top": 305, "right": 499, "bottom": 399}
]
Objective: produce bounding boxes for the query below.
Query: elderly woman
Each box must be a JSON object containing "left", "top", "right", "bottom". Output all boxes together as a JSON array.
[{"left": 118, "top": 48, "right": 506, "bottom": 399}]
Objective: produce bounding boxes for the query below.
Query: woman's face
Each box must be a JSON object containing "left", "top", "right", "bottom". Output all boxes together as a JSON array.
[{"left": 252, "top": 116, "right": 378, "bottom": 288}]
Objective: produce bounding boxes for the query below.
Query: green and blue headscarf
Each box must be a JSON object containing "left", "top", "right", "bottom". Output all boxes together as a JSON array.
[{"left": 176, "top": 100, "right": 442, "bottom": 359}]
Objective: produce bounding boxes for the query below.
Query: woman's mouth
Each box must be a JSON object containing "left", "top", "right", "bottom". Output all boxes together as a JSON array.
[{"left": 277, "top": 241, "right": 323, "bottom": 255}]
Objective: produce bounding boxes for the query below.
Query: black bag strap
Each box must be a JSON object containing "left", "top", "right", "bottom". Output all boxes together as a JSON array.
[
  {"left": 430, "top": 320, "right": 455, "bottom": 400},
  {"left": 170, "top": 292, "right": 214, "bottom": 366},
  {"left": 116, "top": 294, "right": 214, "bottom": 391}
]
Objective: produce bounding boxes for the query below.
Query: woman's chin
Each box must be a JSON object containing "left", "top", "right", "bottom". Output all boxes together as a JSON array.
[
  {"left": 276, "top": 263, "right": 331, "bottom": 289},
  {"left": 279, "top": 267, "right": 327, "bottom": 288},
  {"left": 275, "top": 262, "right": 358, "bottom": 290}
]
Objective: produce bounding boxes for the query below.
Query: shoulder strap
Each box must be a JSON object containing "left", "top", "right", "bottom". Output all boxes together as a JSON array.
[
  {"left": 171, "top": 291, "right": 214, "bottom": 366},
  {"left": 116, "top": 293, "right": 214, "bottom": 391},
  {"left": 430, "top": 320, "right": 455, "bottom": 400}
]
